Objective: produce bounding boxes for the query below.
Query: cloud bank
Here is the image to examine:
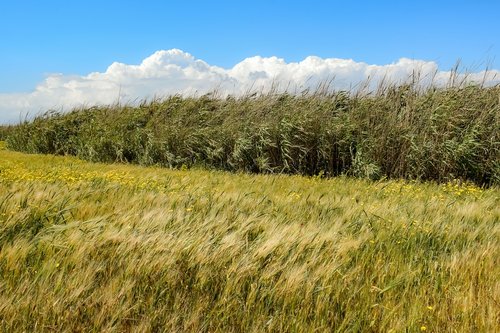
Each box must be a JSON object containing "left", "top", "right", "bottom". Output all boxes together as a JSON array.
[{"left": 1, "top": 49, "right": 499, "bottom": 123}]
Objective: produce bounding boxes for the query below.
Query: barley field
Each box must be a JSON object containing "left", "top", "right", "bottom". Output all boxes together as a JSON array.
[{"left": 0, "top": 142, "right": 498, "bottom": 332}]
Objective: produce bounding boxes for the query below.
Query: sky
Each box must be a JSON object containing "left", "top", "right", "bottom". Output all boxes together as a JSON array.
[{"left": 1, "top": 0, "right": 499, "bottom": 123}]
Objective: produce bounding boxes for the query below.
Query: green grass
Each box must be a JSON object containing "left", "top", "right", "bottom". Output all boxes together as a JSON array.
[
  {"left": 0, "top": 143, "right": 499, "bottom": 332},
  {"left": 3, "top": 84, "right": 500, "bottom": 186}
]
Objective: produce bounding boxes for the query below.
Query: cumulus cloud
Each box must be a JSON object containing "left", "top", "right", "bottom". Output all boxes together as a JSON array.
[{"left": 0, "top": 49, "right": 499, "bottom": 123}]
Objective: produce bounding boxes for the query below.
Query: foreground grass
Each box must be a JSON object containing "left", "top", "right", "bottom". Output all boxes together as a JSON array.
[{"left": 0, "top": 144, "right": 499, "bottom": 332}]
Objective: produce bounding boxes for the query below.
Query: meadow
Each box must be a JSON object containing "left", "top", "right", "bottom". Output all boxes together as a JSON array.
[{"left": 0, "top": 142, "right": 498, "bottom": 332}]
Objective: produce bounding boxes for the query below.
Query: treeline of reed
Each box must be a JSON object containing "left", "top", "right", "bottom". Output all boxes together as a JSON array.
[
  {"left": 0, "top": 125, "right": 13, "bottom": 140},
  {"left": 4, "top": 84, "right": 500, "bottom": 185}
]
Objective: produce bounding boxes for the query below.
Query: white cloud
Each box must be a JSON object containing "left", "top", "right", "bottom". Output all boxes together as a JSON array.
[{"left": 0, "top": 49, "right": 499, "bottom": 123}]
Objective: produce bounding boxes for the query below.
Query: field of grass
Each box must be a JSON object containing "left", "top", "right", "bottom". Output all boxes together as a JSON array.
[{"left": 0, "top": 142, "right": 499, "bottom": 332}]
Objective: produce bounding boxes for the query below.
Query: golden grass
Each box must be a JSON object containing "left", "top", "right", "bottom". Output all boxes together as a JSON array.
[{"left": 0, "top": 144, "right": 499, "bottom": 332}]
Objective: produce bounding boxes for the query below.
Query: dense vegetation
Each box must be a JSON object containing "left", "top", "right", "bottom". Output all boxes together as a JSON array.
[
  {"left": 0, "top": 125, "right": 13, "bottom": 141},
  {"left": 1, "top": 146, "right": 498, "bottom": 332},
  {"left": 3, "top": 84, "right": 499, "bottom": 185}
]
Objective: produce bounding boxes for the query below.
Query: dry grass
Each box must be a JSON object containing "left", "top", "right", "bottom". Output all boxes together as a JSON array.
[{"left": 0, "top": 144, "right": 499, "bottom": 332}]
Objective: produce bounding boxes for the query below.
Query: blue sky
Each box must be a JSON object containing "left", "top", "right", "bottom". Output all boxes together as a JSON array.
[
  {"left": 1, "top": 1, "right": 499, "bottom": 123},
  {"left": 1, "top": 0, "right": 499, "bottom": 93}
]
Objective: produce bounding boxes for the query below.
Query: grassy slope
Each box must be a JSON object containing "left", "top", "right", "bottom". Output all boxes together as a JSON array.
[{"left": 0, "top": 143, "right": 499, "bottom": 332}]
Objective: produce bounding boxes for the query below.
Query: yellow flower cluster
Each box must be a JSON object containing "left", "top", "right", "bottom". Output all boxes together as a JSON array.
[
  {"left": 380, "top": 181, "right": 426, "bottom": 199},
  {"left": 441, "top": 180, "right": 483, "bottom": 197},
  {"left": 0, "top": 159, "right": 167, "bottom": 192},
  {"left": 381, "top": 179, "right": 483, "bottom": 200}
]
